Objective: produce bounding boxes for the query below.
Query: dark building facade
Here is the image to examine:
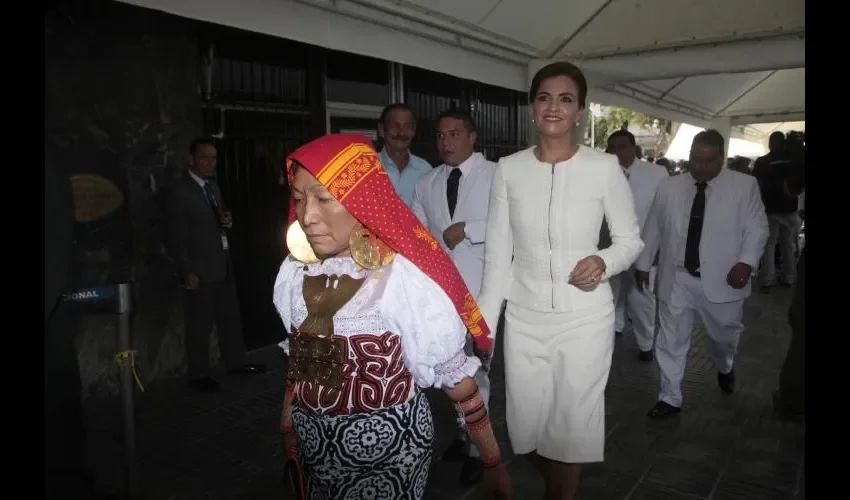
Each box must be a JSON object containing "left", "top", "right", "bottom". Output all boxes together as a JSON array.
[{"left": 46, "top": 0, "right": 530, "bottom": 395}]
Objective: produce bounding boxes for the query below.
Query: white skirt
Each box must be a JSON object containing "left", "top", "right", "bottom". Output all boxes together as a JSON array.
[{"left": 503, "top": 301, "right": 615, "bottom": 463}]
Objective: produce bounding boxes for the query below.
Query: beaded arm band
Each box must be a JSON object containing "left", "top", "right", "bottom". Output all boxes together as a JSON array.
[{"left": 453, "top": 387, "right": 502, "bottom": 468}]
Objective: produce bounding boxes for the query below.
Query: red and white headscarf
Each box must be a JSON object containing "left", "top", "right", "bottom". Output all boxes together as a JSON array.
[{"left": 286, "top": 134, "right": 492, "bottom": 353}]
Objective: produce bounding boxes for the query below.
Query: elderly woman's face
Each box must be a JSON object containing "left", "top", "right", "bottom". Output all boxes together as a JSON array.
[{"left": 291, "top": 166, "right": 360, "bottom": 258}]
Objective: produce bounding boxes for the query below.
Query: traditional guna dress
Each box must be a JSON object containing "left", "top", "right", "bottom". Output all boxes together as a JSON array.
[{"left": 275, "top": 134, "right": 495, "bottom": 500}]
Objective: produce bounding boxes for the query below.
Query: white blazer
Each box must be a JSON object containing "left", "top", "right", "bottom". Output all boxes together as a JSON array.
[
  {"left": 477, "top": 145, "right": 644, "bottom": 331},
  {"left": 626, "top": 160, "right": 670, "bottom": 232},
  {"left": 411, "top": 152, "right": 495, "bottom": 298},
  {"left": 636, "top": 168, "right": 769, "bottom": 304}
]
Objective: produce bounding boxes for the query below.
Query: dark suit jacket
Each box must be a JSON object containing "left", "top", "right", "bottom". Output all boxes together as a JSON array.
[
  {"left": 165, "top": 173, "right": 229, "bottom": 283},
  {"left": 45, "top": 159, "right": 76, "bottom": 323}
]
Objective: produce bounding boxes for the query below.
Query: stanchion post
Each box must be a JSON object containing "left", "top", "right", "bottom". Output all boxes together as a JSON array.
[{"left": 116, "top": 283, "right": 139, "bottom": 499}]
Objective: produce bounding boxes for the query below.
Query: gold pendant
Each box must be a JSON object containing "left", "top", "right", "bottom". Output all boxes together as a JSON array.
[
  {"left": 286, "top": 221, "right": 320, "bottom": 264},
  {"left": 349, "top": 226, "right": 395, "bottom": 270}
]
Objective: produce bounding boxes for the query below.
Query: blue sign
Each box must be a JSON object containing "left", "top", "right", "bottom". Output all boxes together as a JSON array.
[{"left": 62, "top": 285, "right": 117, "bottom": 305}]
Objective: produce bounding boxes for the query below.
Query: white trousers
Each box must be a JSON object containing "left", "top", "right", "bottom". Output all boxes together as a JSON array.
[
  {"left": 611, "top": 266, "right": 658, "bottom": 351},
  {"left": 461, "top": 334, "right": 491, "bottom": 458},
  {"left": 656, "top": 270, "right": 744, "bottom": 408}
]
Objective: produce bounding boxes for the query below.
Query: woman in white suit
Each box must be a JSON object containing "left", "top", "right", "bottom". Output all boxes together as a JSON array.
[{"left": 477, "top": 62, "right": 644, "bottom": 499}]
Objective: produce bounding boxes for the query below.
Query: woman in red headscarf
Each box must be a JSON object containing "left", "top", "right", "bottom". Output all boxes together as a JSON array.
[{"left": 273, "top": 134, "right": 512, "bottom": 500}]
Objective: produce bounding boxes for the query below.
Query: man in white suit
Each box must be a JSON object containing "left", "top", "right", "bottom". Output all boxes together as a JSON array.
[
  {"left": 411, "top": 108, "right": 495, "bottom": 487},
  {"left": 606, "top": 131, "right": 669, "bottom": 362},
  {"left": 635, "top": 130, "right": 768, "bottom": 420}
]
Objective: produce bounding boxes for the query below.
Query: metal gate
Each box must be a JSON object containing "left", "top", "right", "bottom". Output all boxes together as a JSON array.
[
  {"left": 403, "top": 65, "right": 529, "bottom": 165},
  {"left": 202, "top": 28, "right": 325, "bottom": 349}
]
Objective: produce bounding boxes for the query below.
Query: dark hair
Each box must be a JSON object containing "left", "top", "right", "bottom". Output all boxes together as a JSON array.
[
  {"left": 692, "top": 129, "right": 725, "bottom": 152},
  {"left": 608, "top": 130, "right": 636, "bottom": 146},
  {"left": 529, "top": 62, "right": 588, "bottom": 108},
  {"left": 728, "top": 156, "right": 751, "bottom": 173},
  {"left": 768, "top": 131, "right": 786, "bottom": 150},
  {"left": 189, "top": 137, "right": 216, "bottom": 155},
  {"left": 437, "top": 107, "right": 477, "bottom": 133},
  {"left": 379, "top": 103, "right": 415, "bottom": 124}
]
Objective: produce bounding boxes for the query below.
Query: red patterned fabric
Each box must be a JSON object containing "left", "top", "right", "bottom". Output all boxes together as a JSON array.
[
  {"left": 294, "top": 331, "right": 415, "bottom": 416},
  {"left": 285, "top": 133, "right": 492, "bottom": 352}
]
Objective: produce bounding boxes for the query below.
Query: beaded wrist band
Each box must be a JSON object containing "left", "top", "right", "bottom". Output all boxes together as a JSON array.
[
  {"left": 464, "top": 410, "right": 502, "bottom": 468},
  {"left": 456, "top": 388, "right": 485, "bottom": 417}
]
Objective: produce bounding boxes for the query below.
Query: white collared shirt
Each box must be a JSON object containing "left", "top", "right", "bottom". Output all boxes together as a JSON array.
[
  {"left": 440, "top": 152, "right": 479, "bottom": 192},
  {"left": 441, "top": 153, "right": 481, "bottom": 237}
]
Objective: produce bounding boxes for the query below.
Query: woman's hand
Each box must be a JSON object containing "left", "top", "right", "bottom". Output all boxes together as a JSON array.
[
  {"left": 483, "top": 463, "right": 513, "bottom": 499},
  {"left": 569, "top": 255, "right": 607, "bottom": 287}
]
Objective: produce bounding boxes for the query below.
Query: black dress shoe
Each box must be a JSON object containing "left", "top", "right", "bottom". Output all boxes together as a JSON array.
[
  {"left": 647, "top": 401, "right": 681, "bottom": 420},
  {"left": 638, "top": 350, "right": 653, "bottom": 362},
  {"left": 459, "top": 457, "right": 483, "bottom": 487},
  {"left": 189, "top": 376, "right": 221, "bottom": 393},
  {"left": 718, "top": 370, "right": 735, "bottom": 394},
  {"left": 441, "top": 439, "right": 467, "bottom": 462},
  {"left": 227, "top": 363, "right": 268, "bottom": 375}
]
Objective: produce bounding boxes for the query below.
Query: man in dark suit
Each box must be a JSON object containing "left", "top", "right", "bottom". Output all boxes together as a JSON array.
[
  {"left": 166, "top": 138, "right": 264, "bottom": 392},
  {"left": 773, "top": 170, "right": 805, "bottom": 422},
  {"left": 752, "top": 132, "right": 803, "bottom": 291}
]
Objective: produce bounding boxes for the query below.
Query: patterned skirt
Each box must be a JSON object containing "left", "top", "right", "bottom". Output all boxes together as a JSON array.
[{"left": 292, "top": 391, "right": 434, "bottom": 500}]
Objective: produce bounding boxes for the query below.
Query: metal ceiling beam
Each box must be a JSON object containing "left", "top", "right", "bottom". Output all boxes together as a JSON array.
[
  {"left": 326, "top": 0, "right": 542, "bottom": 58},
  {"left": 294, "top": 0, "right": 533, "bottom": 64},
  {"left": 567, "top": 28, "right": 804, "bottom": 60},
  {"left": 612, "top": 64, "right": 802, "bottom": 85},
  {"left": 477, "top": 0, "right": 503, "bottom": 25},
  {"left": 607, "top": 82, "right": 716, "bottom": 119},
  {"left": 547, "top": 0, "right": 616, "bottom": 58},
  {"left": 729, "top": 111, "right": 805, "bottom": 126},
  {"left": 714, "top": 71, "right": 777, "bottom": 116},
  {"left": 658, "top": 77, "right": 687, "bottom": 99},
  {"left": 597, "top": 84, "right": 713, "bottom": 123}
]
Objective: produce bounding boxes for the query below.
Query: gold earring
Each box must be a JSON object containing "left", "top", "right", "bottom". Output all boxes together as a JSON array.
[
  {"left": 286, "top": 221, "right": 319, "bottom": 264},
  {"left": 349, "top": 225, "right": 395, "bottom": 270}
]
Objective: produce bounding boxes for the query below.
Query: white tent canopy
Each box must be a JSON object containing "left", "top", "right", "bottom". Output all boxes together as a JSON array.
[{"left": 118, "top": 0, "right": 804, "bottom": 131}]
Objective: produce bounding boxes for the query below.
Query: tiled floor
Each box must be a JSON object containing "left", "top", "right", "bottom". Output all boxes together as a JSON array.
[{"left": 86, "top": 285, "right": 804, "bottom": 500}]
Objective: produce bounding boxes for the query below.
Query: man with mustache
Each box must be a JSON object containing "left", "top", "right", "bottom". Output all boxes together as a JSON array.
[{"left": 377, "top": 103, "right": 433, "bottom": 207}]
